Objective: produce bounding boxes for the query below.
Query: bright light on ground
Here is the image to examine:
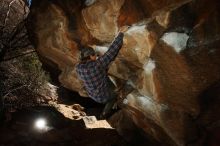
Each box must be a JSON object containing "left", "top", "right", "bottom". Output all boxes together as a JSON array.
[{"left": 35, "top": 118, "right": 47, "bottom": 130}]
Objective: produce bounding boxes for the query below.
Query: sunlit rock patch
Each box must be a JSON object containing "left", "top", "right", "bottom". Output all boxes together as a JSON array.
[{"left": 161, "top": 32, "right": 189, "bottom": 53}]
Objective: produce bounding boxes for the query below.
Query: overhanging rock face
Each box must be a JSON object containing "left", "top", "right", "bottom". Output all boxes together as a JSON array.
[{"left": 30, "top": 0, "right": 220, "bottom": 145}]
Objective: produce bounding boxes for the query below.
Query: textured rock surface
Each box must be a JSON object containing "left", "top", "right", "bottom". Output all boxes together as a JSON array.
[
  {"left": 0, "top": 0, "right": 30, "bottom": 60},
  {"left": 0, "top": 0, "right": 29, "bottom": 33},
  {"left": 82, "top": 0, "right": 125, "bottom": 42},
  {"left": 30, "top": 0, "right": 220, "bottom": 145}
]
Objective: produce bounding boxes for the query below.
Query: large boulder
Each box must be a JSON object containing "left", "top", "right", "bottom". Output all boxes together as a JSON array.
[{"left": 30, "top": 0, "right": 220, "bottom": 145}]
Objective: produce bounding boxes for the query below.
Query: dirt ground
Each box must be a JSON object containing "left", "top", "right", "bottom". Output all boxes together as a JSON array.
[{"left": 0, "top": 106, "right": 130, "bottom": 146}]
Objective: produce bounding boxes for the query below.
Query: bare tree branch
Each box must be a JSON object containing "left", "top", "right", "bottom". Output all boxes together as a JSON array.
[
  {"left": 4, "top": 0, "right": 17, "bottom": 27},
  {"left": 3, "top": 84, "right": 28, "bottom": 99},
  {"left": 2, "top": 50, "right": 35, "bottom": 62},
  {"left": 10, "top": 21, "right": 26, "bottom": 42}
]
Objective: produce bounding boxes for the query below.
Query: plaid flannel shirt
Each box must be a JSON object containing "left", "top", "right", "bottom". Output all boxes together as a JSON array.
[{"left": 76, "top": 33, "right": 124, "bottom": 103}]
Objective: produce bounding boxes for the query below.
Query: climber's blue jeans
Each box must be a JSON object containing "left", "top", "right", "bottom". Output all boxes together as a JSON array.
[{"left": 102, "top": 78, "right": 118, "bottom": 115}]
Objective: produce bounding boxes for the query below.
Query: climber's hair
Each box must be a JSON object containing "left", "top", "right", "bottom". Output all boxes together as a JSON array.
[{"left": 80, "top": 46, "right": 96, "bottom": 61}]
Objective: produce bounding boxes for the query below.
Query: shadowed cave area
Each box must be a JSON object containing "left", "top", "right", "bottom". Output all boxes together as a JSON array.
[{"left": 0, "top": 0, "right": 220, "bottom": 145}]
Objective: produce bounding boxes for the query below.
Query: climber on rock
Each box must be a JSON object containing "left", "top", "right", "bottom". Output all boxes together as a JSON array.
[{"left": 76, "top": 26, "right": 129, "bottom": 119}]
